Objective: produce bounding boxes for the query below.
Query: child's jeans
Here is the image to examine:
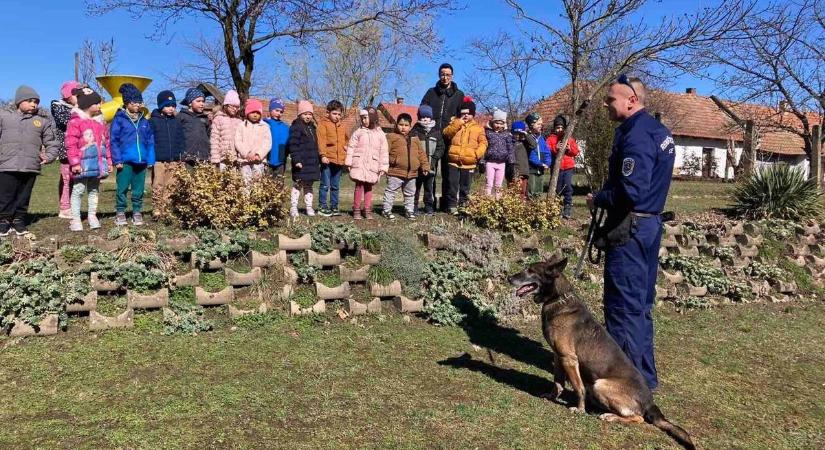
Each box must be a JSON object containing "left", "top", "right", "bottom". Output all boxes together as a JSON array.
[
  {"left": 59, "top": 163, "right": 72, "bottom": 211},
  {"left": 71, "top": 178, "right": 100, "bottom": 220},
  {"left": 383, "top": 176, "right": 416, "bottom": 214},
  {"left": 290, "top": 180, "right": 315, "bottom": 212},
  {"left": 445, "top": 165, "right": 474, "bottom": 209},
  {"left": 353, "top": 181, "right": 374, "bottom": 212},
  {"left": 485, "top": 161, "right": 507, "bottom": 198},
  {"left": 414, "top": 171, "right": 436, "bottom": 212},
  {"left": 240, "top": 163, "right": 265, "bottom": 184},
  {"left": 319, "top": 163, "right": 343, "bottom": 210},
  {"left": 116, "top": 163, "right": 147, "bottom": 213},
  {"left": 0, "top": 172, "right": 37, "bottom": 223}
]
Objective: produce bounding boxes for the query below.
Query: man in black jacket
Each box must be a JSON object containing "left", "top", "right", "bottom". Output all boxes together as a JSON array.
[
  {"left": 420, "top": 63, "right": 464, "bottom": 211},
  {"left": 177, "top": 88, "right": 210, "bottom": 166}
]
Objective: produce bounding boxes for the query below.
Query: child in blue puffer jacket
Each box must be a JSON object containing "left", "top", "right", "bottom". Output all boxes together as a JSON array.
[
  {"left": 525, "top": 112, "right": 552, "bottom": 199},
  {"left": 110, "top": 83, "right": 155, "bottom": 226}
]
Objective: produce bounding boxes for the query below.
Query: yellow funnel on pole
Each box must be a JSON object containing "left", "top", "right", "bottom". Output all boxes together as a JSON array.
[{"left": 96, "top": 75, "right": 153, "bottom": 122}]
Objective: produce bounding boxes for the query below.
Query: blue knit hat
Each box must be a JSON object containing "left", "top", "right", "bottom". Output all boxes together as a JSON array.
[
  {"left": 182, "top": 87, "right": 205, "bottom": 106},
  {"left": 157, "top": 90, "right": 177, "bottom": 109},
  {"left": 417, "top": 104, "right": 433, "bottom": 120},
  {"left": 524, "top": 112, "right": 541, "bottom": 126},
  {"left": 511, "top": 121, "right": 527, "bottom": 133},
  {"left": 119, "top": 83, "right": 143, "bottom": 105},
  {"left": 269, "top": 98, "right": 285, "bottom": 111}
]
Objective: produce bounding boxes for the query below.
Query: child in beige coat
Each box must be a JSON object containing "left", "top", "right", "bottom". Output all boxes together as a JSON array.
[{"left": 234, "top": 99, "right": 271, "bottom": 183}]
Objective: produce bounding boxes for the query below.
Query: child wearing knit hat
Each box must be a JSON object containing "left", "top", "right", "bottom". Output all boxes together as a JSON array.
[
  {"left": 178, "top": 88, "right": 211, "bottom": 163},
  {"left": 149, "top": 90, "right": 186, "bottom": 219},
  {"left": 234, "top": 98, "right": 271, "bottom": 184},
  {"left": 442, "top": 96, "right": 488, "bottom": 213},
  {"left": 52, "top": 80, "right": 83, "bottom": 219},
  {"left": 287, "top": 100, "right": 320, "bottom": 217},
  {"left": 524, "top": 111, "right": 552, "bottom": 199},
  {"left": 66, "top": 86, "right": 111, "bottom": 231},
  {"left": 264, "top": 98, "right": 289, "bottom": 176},
  {"left": 411, "top": 104, "right": 444, "bottom": 215},
  {"left": 510, "top": 120, "right": 534, "bottom": 200},
  {"left": 211, "top": 90, "right": 243, "bottom": 166},
  {"left": 483, "top": 108, "right": 515, "bottom": 199},
  {"left": 111, "top": 82, "right": 155, "bottom": 226}
]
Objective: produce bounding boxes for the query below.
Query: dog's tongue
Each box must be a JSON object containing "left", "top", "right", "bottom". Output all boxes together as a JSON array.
[{"left": 517, "top": 284, "right": 536, "bottom": 297}]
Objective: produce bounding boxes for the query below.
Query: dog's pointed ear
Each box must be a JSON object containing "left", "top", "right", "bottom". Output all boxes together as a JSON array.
[{"left": 555, "top": 257, "right": 568, "bottom": 272}]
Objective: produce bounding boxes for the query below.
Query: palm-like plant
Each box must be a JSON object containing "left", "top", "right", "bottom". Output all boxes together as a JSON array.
[{"left": 731, "top": 164, "right": 823, "bottom": 221}]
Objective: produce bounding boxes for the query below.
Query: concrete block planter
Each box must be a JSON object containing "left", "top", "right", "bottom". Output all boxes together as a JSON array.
[
  {"left": 289, "top": 299, "right": 325, "bottom": 316},
  {"left": 661, "top": 270, "right": 684, "bottom": 284},
  {"left": 676, "top": 235, "right": 706, "bottom": 247},
  {"left": 172, "top": 269, "right": 200, "bottom": 287},
  {"left": 735, "top": 234, "right": 763, "bottom": 246},
  {"left": 339, "top": 265, "right": 369, "bottom": 283},
  {"left": 514, "top": 235, "right": 539, "bottom": 250},
  {"left": 283, "top": 266, "right": 299, "bottom": 285},
  {"left": 788, "top": 255, "right": 808, "bottom": 268},
  {"left": 195, "top": 286, "right": 235, "bottom": 306},
  {"left": 91, "top": 272, "right": 122, "bottom": 292},
  {"left": 660, "top": 236, "right": 678, "bottom": 248},
  {"left": 743, "top": 223, "right": 761, "bottom": 236},
  {"left": 251, "top": 250, "right": 287, "bottom": 268},
  {"left": 674, "top": 246, "right": 699, "bottom": 257},
  {"left": 228, "top": 303, "right": 269, "bottom": 318},
  {"left": 805, "top": 254, "right": 825, "bottom": 268},
  {"left": 796, "top": 223, "right": 821, "bottom": 236},
  {"left": 307, "top": 249, "right": 342, "bottom": 267},
  {"left": 89, "top": 309, "right": 134, "bottom": 331},
  {"left": 424, "top": 233, "right": 450, "bottom": 249},
  {"left": 225, "top": 267, "right": 262, "bottom": 286},
  {"left": 278, "top": 284, "right": 294, "bottom": 300},
  {"left": 346, "top": 299, "right": 367, "bottom": 316},
  {"left": 370, "top": 280, "right": 402, "bottom": 298},
  {"left": 727, "top": 222, "right": 745, "bottom": 236},
  {"left": 736, "top": 245, "right": 759, "bottom": 258},
  {"left": 706, "top": 234, "right": 736, "bottom": 247},
  {"left": 9, "top": 314, "right": 59, "bottom": 337},
  {"left": 809, "top": 244, "right": 823, "bottom": 255},
  {"left": 315, "top": 281, "right": 351, "bottom": 300},
  {"left": 367, "top": 297, "right": 382, "bottom": 314},
  {"left": 127, "top": 288, "right": 170, "bottom": 309},
  {"left": 159, "top": 236, "right": 197, "bottom": 253},
  {"left": 687, "top": 285, "right": 708, "bottom": 297},
  {"left": 708, "top": 258, "right": 722, "bottom": 268},
  {"left": 658, "top": 247, "right": 669, "bottom": 258},
  {"left": 748, "top": 280, "right": 771, "bottom": 297},
  {"left": 191, "top": 257, "right": 224, "bottom": 270},
  {"left": 798, "top": 234, "right": 817, "bottom": 246},
  {"left": 774, "top": 280, "right": 797, "bottom": 294},
  {"left": 393, "top": 296, "right": 424, "bottom": 313},
  {"left": 663, "top": 224, "right": 682, "bottom": 237},
  {"left": 67, "top": 291, "right": 98, "bottom": 313},
  {"left": 785, "top": 244, "right": 809, "bottom": 257},
  {"left": 360, "top": 249, "right": 381, "bottom": 265},
  {"left": 88, "top": 235, "right": 128, "bottom": 252},
  {"left": 278, "top": 234, "right": 312, "bottom": 251},
  {"left": 731, "top": 257, "right": 751, "bottom": 269}
]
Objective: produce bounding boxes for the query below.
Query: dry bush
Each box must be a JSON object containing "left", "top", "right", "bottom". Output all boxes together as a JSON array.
[{"left": 464, "top": 184, "right": 561, "bottom": 234}]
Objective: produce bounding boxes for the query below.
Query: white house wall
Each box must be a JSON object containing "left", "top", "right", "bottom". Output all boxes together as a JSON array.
[{"left": 673, "top": 136, "right": 743, "bottom": 179}]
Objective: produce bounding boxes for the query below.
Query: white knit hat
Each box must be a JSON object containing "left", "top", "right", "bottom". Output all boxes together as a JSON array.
[{"left": 493, "top": 108, "right": 507, "bottom": 122}]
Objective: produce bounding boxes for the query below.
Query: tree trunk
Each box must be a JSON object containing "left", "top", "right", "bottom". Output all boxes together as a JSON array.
[
  {"left": 741, "top": 120, "right": 757, "bottom": 175},
  {"left": 811, "top": 125, "right": 822, "bottom": 191}
]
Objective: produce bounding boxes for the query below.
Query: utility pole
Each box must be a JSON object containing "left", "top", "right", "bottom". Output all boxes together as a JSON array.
[
  {"left": 811, "top": 124, "right": 822, "bottom": 191},
  {"left": 74, "top": 52, "right": 80, "bottom": 81}
]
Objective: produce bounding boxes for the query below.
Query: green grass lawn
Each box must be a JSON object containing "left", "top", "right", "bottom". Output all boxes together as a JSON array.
[{"left": 4, "top": 163, "right": 823, "bottom": 449}]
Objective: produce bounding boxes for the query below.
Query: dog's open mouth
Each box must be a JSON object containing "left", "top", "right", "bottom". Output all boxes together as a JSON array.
[{"left": 515, "top": 283, "right": 538, "bottom": 297}]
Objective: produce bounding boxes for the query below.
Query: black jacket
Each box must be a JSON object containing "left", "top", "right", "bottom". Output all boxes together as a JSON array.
[
  {"left": 178, "top": 107, "right": 211, "bottom": 162},
  {"left": 149, "top": 109, "right": 186, "bottom": 162},
  {"left": 420, "top": 82, "right": 465, "bottom": 131},
  {"left": 410, "top": 123, "right": 445, "bottom": 169},
  {"left": 50, "top": 100, "right": 73, "bottom": 162},
  {"left": 287, "top": 119, "right": 321, "bottom": 182}
]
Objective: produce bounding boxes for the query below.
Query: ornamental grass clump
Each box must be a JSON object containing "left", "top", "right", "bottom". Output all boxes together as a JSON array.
[
  {"left": 464, "top": 184, "right": 561, "bottom": 234},
  {"left": 731, "top": 165, "right": 823, "bottom": 221},
  {"left": 165, "top": 164, "right": 289, "bottom": 229}
]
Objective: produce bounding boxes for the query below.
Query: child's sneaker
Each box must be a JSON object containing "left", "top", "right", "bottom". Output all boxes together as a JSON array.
[
  {"left": 364, "top": 211, "right": 374, "bottom": 220},
  {"left": 12, "top": 219, "right": 28, "bottom": 236},
  {"left": 132, "top": 212, "right": 145, "bottom": 226},
  {"left": 331, "top": 208, "right": 342, "bottom": 217},
  {"left": 70, "top": 220, "right": 83, "bottom": 232},
  {"left": 290, "top": 207, "right": 299, "bottom": 218},
  {"left": 58, "top": 209, "right": 72, "bottom": 219},
  {"left": 353, "top": 210, "right": 363, "bottom": 220},
  {"left": 115, "top": 212, "right": 128, "bottom": 226},
  {"left": 381, "top": 211, "right": 396, "bottom": 220},
  {"left": 424, "top": 207, "right": 435, "bottom": 216},
  {"left": 88, "top": 215, "right": 101, "bottom": 230},
  {"left": 406, "top": 212, "right": 416, "bottom": 221},
  {"left": 0, "top": 221, "right": 11, "bottom": 237},
  {"left": 318, "top": 208, "right": 332, "bottom": 217},
  {"left": 306, "top": 207, "right": 316, "bottom": 217}
]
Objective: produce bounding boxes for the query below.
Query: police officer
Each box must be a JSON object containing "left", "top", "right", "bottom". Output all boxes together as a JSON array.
[{"left": 586, "top": 75, "right": 675, "bottom": 391}]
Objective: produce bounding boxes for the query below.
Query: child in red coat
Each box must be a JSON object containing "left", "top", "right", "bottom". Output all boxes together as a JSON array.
[{"left": 547, "top": 115, "right": 579, "bottom": 219}]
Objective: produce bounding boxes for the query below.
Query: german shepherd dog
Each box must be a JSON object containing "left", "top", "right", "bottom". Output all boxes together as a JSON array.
[{"left": 508, "top": 256, "right": 695, "bottom": 450}]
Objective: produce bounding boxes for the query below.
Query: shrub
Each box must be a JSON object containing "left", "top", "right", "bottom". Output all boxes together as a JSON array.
[
  {"left": 165, "top": 164, "right": 289, "bottom": 229},
  {"left": 373, "top": 233, "right": 427, "bottom": 297},
  {"left": 423, "top": 255, "right": 496, "bottom": 326},
  {"left": 464, "top": 184, "right": 561, "bottom": 234},
  {"left": 310, "top": 222, "right": 371, "bottom": 253},
  {"left": 190, "top": 228, "right": 250, "bottom": 267},
  {"left": 731, "top": 164, "right": 823, "bottom": 221}
]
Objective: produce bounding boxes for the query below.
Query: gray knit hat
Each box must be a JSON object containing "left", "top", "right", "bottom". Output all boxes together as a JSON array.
[
  {"left": 14, "top": 85, "right": 40, "bottom": 105},
  {"left": 492, "top": 108, "right": 507, "bottom": 122}
]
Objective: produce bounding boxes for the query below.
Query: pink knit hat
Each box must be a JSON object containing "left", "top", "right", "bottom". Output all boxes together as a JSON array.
[
  {"left": 297, "top": 100, "right": 314, "bottom": 116},
  {"left": 60, "top": 81, "right": 81, "bottom": 100},
  {"left": 223, "top": 90, "right": 241, "bottom": 107},
  {"left": 245, "top": 99, "right": 263, "bottom": 117}
]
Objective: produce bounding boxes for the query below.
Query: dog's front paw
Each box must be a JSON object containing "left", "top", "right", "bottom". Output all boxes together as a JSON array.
[
  {"left": 568, "top": 406, "right": 586, "bottom": 414},
  {"left": 541, "top": 383, "right": 564, "bottom": 401}
]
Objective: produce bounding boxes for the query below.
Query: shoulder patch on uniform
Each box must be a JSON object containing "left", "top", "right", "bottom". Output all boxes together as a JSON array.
[
  {"left": 660, "top": 135, "right": 675, "bottom": 154},
  {"left": 622, "top": 157, "right": 635, "bottom": 176}
]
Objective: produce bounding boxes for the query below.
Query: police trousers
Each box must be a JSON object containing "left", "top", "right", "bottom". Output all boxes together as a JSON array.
[{"left": 603, "top": 214, "right": 662, "bottom": 390}]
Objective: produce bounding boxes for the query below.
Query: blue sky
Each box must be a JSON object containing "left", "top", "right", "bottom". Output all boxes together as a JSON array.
[{"left": 0, "top": 0, "right": 721, "bottom": 106}]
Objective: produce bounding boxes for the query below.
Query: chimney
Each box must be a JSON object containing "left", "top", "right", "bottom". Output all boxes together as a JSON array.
[
  {"left": 686, "top": 88, "right": 697, "bottom": 95},
  {"left": 396, "top": 97, "right": 405, "bottom": 105}
]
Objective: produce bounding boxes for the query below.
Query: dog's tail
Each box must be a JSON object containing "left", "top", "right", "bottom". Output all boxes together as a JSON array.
[{"left": 644, "top": 403, "right": 696, "bottom": 450}]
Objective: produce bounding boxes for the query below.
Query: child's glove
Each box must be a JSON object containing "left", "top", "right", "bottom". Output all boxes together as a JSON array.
[{"left": 71, "top": 165, "right": 81, "bottom": 174}]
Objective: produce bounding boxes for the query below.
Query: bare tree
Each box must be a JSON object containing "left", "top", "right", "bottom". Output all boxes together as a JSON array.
[
  {"left": 504, "top": 0, "right": 753, "bottom": 200},
  {"left": 88, "top": 0, "right": 452, "bottom": 101},
  {"left": 701, "top": 0, "right": 824, "bottom": 163},
  {"left": 466, "top": 33, "right": 540, "bottom": 119},
  {"left": 78, "top": 38, "right": 119, "bottom": 93},
  {"left": 163, "top": 35, "right": 235, "bottom": 92}
]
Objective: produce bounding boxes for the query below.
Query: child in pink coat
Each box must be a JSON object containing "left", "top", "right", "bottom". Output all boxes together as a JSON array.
[
  {"left": 344, "top": 107, "right": 388, "bottom": 220},
  {"left": 65, "top": 87, "right": 112, "bottom": 232},
  {"left": 210, "top": 89, "right": 242, "bottom": 166},
  {"left": 234, "top": 99, "right": 271, "bottom": 183}
]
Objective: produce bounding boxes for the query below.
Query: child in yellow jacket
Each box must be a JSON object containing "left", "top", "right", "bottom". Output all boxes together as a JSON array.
[{"left": 442, "top": 96, "right": 487, "bottom": 213}]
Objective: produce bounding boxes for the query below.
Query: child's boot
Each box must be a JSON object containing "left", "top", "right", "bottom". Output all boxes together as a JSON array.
[
  {"left": 88, "top": 214, "right": 101, "bottom": 230},
  {"left": 115, "top": 212, "right": 128, "bottom": 226},
  {"left": 132, "top": 212, "right": 144, "bottom": 226},
  {"left": 353, "top": 209, "right": 362, "bottom": 220},
  {"left": 304, "top": 192, "right": 315, "bottom": 216},
  {"left": 290, "top": 187, "right": 300, "bottom": 217},
  {"left": 70, "top": 219, "right": 83, "bottom": 232}
]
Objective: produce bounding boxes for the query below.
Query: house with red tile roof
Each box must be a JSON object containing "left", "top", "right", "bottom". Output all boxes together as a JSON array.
[{"left": 534, "top": 84, "right": 823, "bottom": 180}]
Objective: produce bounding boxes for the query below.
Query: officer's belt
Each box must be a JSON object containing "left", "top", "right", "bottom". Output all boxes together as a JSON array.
[{"left": 631, "top": 211, "right": 658, "bottom": 218}]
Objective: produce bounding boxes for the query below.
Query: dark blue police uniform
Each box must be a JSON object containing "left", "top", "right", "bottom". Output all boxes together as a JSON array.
[{"left": 593, "top": 109, "right": 675, "bottom": 390}]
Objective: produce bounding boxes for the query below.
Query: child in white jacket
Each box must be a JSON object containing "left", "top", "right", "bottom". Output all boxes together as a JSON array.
[{"left": 234, "top": 99, "right": 271, "bottom": 183}]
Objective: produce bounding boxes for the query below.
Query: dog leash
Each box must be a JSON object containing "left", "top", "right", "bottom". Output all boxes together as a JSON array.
[{"left": 574, "top": 207, "right": 605, "bottom": 279}]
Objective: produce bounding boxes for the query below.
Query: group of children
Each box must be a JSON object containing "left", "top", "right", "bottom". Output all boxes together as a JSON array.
[{"left": 0, "top": 82, "right": 580, "bottom": 237}]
